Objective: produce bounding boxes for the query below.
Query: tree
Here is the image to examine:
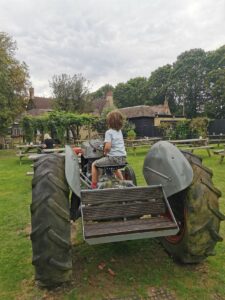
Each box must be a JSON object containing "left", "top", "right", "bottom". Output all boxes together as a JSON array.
[
  {"left": 204, "top": 45, "right": 225, "bottom": 118},
  {"left": 146, "top": 64, "right": 177, "bottom": 113},
  {"left": 205, "top": 68, "right": 225, "bottom": 118},
  {"left": 0, "top": 32, "right": 29, "bottom": 136},
  {"left": 50, "top": 73, "right": 90, "bottom": 113},
  {"left": 113, "top": 77, "right": 148, "bottom": 108},
  {"left": 170, "top": 49, "right": 208, "bottom": 118}
]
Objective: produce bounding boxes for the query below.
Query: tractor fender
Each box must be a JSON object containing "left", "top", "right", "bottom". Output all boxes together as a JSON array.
[
  {"left": 143, "top": 141, "right": 193, "bottom": 197},
  {"left": 65, "top": 145, "right": 81, "bottom": 198}
]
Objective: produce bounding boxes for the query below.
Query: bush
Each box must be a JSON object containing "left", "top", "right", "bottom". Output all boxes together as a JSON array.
[
  {"left": 126, "top": 129, "right": 136, "bottom": 140},
  {"left": 190, "top": 117, "right": 209, "bottom": 138}
]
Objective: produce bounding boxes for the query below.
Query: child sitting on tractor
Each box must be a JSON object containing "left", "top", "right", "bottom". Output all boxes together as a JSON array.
[{"left": 91, "top": 110, "right": 127, "bottom": 189}]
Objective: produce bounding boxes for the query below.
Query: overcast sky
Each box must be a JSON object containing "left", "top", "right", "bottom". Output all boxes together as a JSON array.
[{"left": 1, "top": 0, "right": 225, "bottom": 96}]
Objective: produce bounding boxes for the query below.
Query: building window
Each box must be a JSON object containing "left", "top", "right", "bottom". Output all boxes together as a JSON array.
[{"left": 12, "top": 127, "right": 23, "bottom": 137}]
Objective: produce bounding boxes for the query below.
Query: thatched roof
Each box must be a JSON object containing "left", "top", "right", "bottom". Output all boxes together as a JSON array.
[{"left": 119, "top": 102, "right": 171, "bottom": 119}]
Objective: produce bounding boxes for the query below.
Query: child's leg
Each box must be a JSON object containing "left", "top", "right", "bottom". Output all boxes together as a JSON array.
[
  {"left": 91, "top": 162, "right": 98, "bottom": 188},
  {"left": 114, "top": 169, "right": 123, "bottom": 180}
]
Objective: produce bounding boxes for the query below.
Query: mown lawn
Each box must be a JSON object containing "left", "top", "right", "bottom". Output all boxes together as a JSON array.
[{"left": 0, "top": 147, "right": 225, "bottom": 300}]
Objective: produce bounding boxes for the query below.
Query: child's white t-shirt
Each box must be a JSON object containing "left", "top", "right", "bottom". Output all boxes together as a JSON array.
[{"left": 104, "top": 129, "right": 126, "bottom": 157}]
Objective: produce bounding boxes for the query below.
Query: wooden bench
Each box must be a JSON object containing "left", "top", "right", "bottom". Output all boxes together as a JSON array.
[
  {"left": 125, "top": 138, "right": 162, "bottom": 156},
  {"left": 16, "top": 153, "right": 30, "bottom": 165},
  {"left": 209, "top": 139, "right": 225, "bottom": 147},
  {"left": 219, "top": 151, "right": 225, "bottom": 164},
  {"left": 213, "top": 149, "right": 225, "bottom": 155},
  {"left": 182, "top": 145, "right": 214, "bottom": 157},
  {"left": 81, "top": 186, "right": 178, "bottom": 245}
]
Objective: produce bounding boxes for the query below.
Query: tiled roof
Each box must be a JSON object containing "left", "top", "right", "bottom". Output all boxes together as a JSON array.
[{"left": 30, "top": 97, "right": 54, "bottom": 110}]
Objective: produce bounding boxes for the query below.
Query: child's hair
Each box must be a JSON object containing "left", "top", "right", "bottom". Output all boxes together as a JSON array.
[{"left": 106, "top": 110, "right": 124, "bottom": 131}]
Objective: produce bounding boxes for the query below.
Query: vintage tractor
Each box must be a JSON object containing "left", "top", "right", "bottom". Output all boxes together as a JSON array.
[{"left": 30, "top": 140, "right": 224, "bottom": 287}]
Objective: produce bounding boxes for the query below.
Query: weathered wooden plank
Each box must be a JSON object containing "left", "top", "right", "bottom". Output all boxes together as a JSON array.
[
  {"left": 82, "top": 200, "right": 165, "bottom": 221},
  {"left": 81, "top": 186, "right": 163, "bottom": 205},
  {"left": 84, "top": 217, "right": 176, "bottom": 238}
]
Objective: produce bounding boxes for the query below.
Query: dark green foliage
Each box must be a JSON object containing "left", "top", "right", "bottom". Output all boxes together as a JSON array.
[
  {"left": 170, "top": 49, "right": 208, "bottom": 118},
  {"left": 21, "top": 115, "right": 35, "bottom": 143},
  {"left": 113, "top": 77, "right": 149, "bottom": 108},
  {"left": 146, "top": 64, "right": 177, "bottom": 113},
  {"left": 205, "top": 68, "right": 225, "bottom": 118}
]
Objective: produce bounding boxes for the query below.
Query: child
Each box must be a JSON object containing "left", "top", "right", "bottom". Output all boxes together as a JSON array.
[
  {"left": 43, "top": 133, "right": 54, "bottom": 149},
  {"left": 91, "top": 110, "right": 127, "bottom": 189}
]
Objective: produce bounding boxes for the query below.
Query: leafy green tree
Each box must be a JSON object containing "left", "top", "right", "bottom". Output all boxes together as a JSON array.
[
  {"left": 113, "top": 77, "right": 148, "bottom": 108},
  {"left": 170, "top": 49, "right": 208, "bottom": 118},
  {"left": 50, "top": 73, "right": 90, "bottom": 113},
  {"left": 146, "top": 64, "right": 176, "bottom": 112},
  {"left": 206, "top": 45, "right": 225, "bottom": 70},
  {"left": 205, "top": 68, "right": 225, "bottom": 118},
  {"left": 204, "top": 45, "right": 225, "bottom": 118},
  {"left": 0, "top": 32, "right": 29, "bottom": 136}
]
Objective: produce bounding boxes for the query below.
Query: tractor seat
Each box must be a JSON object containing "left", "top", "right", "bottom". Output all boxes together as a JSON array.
[{"left": 97, "top": 163, "right": 127, "bottom": 172}]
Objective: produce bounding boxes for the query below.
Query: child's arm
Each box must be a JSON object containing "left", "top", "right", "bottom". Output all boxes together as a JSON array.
[
  {"left": 104, "top": 130, "right": 112, "bottom": 155},
  {"left": 104, "top": 142, "right": 111, "bottom": 155}
]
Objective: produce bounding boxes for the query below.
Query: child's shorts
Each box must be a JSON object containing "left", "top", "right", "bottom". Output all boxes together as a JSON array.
[{"left": 94, "top": 156, "right": 126, "bottom": 167}]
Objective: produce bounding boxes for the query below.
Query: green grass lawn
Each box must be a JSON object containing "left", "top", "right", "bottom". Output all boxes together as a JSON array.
[{"left": 0, "top": 147, "right": 225, "bottom": 300}]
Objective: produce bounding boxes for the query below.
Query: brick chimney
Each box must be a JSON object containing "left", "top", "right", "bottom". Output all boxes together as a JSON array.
[
  {"left": 164, "top": 97, "right": 171, "bottom": 115},
  {"left": 29, "top": 87, "right": 34, "bottom": 100},
  {"left": 105, "top": 91, "right": 114, "bottom": 107}
]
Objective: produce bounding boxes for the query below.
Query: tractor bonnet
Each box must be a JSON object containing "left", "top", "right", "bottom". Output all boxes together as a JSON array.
[
  {"left": 81, "top": 139, "right": 103, "bottom": 159},
  {"left": 143, "top": 141, "right": 193, "bottom": 197}
]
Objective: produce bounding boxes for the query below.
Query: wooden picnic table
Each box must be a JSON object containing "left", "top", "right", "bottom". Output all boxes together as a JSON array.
[
  {"left": 213, "top": 146, "right": 225, "bottom": 163},
  {"left": 16, "top": 144, "right": 42, "bottom": 165},
  {"left": 169, "top": 138, "right": 208, "bottom": 146},
  {"left": 41, "top": 147, "right": 65, "bottom": 153},
  {"left": 125, "top": 138, "right": 162, "bottom": 156},
  {"left": 168, "top": 138, "right": 215, "bottom": 157}
]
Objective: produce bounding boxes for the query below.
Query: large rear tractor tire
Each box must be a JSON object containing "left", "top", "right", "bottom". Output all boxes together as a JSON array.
[
  {"left": 30, "top": 154, "right": 72, "bottom": 286},
  {"left": 161, "top": 151, "right": 224, "bottom": 263}
]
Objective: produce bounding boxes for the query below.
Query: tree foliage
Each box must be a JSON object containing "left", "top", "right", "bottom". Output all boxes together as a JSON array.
[
  {"left": 170, "top": 49, "right": 208, "bottom": 118},
  {"left": 50, "top": 73, "right": 89, "bottom": 113},
  {"left": 0, "top": 32, "right": 29, "bottom": 136},
  {"left": 111, "top": 44, "right": 225, "bottom": 119},
  {"left": 146, "top": 64, "right": 173, "bottom": 103},
  {"left": 113, "top": 77, "right": 149, "bottom": 108}
]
